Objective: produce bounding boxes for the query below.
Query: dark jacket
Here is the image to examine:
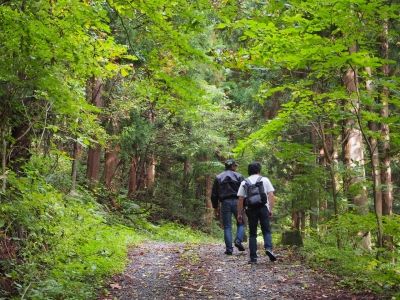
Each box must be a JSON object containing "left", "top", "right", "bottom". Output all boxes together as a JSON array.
[{"left": 211, "top": 170, "right": 245, "bottom": 208}]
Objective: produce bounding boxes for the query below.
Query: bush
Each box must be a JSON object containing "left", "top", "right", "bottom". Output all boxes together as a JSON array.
[{"left": 0, "top": 174, "right": 136, "bottom": 299}]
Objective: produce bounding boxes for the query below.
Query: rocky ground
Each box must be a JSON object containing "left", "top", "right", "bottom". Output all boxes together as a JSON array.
[{"left": 98, "top": 242, "right": 388, "bottom": 300}]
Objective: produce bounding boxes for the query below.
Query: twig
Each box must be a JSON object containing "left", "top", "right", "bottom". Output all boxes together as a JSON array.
[{"left": 21, "top": 281, "right": 32, "bottom": 300}]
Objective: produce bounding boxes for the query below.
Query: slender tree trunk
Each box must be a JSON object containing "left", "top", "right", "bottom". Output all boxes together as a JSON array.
[
  {"left": 317, "top": 118, "right": 341, "bottom": 248},
  {"left": 365, "top": 67, "right": 382, "bottom": 216},
  {"left": 195, "top": 176, "right": 203, "bottom": 200},
  {"left": 180, "top": 158, "right": 190, "bottom": 210},
  {"left": 147, "top": 153, "right": 155, "bottom": 187},
  {"left": 380, "top": 20, "right": 393, "bottom": 251},
  {"left": 128, "top": 155, "right": 138, "bottom": 195},
  {"left": 69, "top": 137, "right": 79, "bottom": 196},
  {"left": 318, "top": 145, "right": 328, "bottom": 229},
  {"left": 0, "top": 125, "right": 7, "bottom": 193},
  {"left": 380, "top": 24, "right": 392, "bottom": 217},
  {"left": 204, "top": 174, "right": 213, "bottom": 228},
  {"left": 301, "top": 208, "right": 306, "bottom": 237},
  {"left": 182, "top": 158, "right": 191, "bottom": 198},
  {"left": 85, "top": 76, "right": 103, "bottom": 188},
  {"left": 10, "top": 124, "right": 32, "bottom": 174},
  {"left": 136, "top": 156, "right": 147, "bottom": 192},
  {"left": 292, "top": 208, "right": 299, "bottom": 230},
  {"left": 362, "top": 66, "right": 383, "bottom": 250},
  {"left": 310, "top": 126, "right": 318, "bottom": 228},
  {"left": 146, "top": 103, "right": 155, "bottom": 189}
]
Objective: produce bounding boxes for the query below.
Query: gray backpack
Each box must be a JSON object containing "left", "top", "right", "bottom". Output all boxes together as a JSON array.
[{"left": 243, "top": 176, "right": 268, "bottom": 208}]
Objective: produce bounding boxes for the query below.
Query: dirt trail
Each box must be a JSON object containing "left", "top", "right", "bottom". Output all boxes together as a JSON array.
[{"left": 99, "top": 242, "right": 384, "bottom": 300}]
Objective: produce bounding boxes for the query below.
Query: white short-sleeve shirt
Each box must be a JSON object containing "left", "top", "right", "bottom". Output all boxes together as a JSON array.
[{"left": 237, "top": 174, "right": 275, "bottom": 209}]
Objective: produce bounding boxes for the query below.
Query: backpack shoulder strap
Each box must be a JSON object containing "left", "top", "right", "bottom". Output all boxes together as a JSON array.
[
  {"left": 244, "top": 178, "right": 252, "bottom": 186},
  {"left": 256, "top": 176, "right": 263, "bottom": 183}
]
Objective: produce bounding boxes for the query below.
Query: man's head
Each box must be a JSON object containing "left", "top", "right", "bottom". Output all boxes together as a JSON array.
[
  {"left": 248, "top": 161, "right": 262, "bottom": 176},
  {"left": 225, "top": 159, "right": 239, "bottom": 170}
]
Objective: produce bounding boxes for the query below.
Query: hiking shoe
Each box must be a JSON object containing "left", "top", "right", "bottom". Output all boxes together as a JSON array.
[
  {"left": 266, "top": 249, "right": 277, "bottom": 262},
  {"left": 224, "top": 250, "right": 232, "bottom": 255},
  {"left": 248, "top": 258, "right": 257, "bottom": 264},
  {"left": 234, "top": 241, "right": 245, "bottom": 251}
]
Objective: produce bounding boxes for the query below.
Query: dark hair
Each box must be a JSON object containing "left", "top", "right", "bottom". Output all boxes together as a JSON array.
[
  {"left": 248, "top": 162, "right": 261, "bottom": 176},
  {"left": 224, "top": 159, "right": 238, "bottom": 170}
]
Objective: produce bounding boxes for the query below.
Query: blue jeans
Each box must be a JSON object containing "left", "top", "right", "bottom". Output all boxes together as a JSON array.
[
  {"left": 246, "top": 205, "right": 273, "bottom": 259},
  {"left": 221, "top": 198, "right": 245, "bottom": 252}
]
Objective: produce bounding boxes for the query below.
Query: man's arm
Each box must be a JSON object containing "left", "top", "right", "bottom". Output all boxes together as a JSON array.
[
  {"left": 211, "top": 178, "right": 219, "bottom": 216},
  {"left": 268, "top": 192, "right": 274, "bottom": 217},
  {"left": 237, "top": 196, "right": 244, "bottom": 223}
]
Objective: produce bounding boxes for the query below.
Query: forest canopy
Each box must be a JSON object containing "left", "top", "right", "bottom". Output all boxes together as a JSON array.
[{"left": 0, "top": 0, "right": 399, "bottom": 299}]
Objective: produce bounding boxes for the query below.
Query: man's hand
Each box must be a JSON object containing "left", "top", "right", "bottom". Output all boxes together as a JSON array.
[
  {"left": 214, "top": 208, "right": 219, "bottom": 216},
  {"left": 237, "top": 214, "right": 243, "bottom": 224},
  {"left": 269, "top": 211, "right": 273, "bottom": 218}
]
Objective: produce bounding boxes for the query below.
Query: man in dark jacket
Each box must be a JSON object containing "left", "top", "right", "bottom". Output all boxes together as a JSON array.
[{"left": 211, "top": 160, "right": 246, "bottom": 255}]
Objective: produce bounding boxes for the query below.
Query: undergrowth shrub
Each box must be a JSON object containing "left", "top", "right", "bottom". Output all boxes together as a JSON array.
[
  {"left": 102, "top": 193, "right": 222, "bottom": 242},
  {"left": 0, "top": 174, "right": 137, "bottom": 300},
  {"left": 0, "top": 171, "right": 219, "bottom": 300},
  {"left": 150, "top": 184, "right": 208, "bottom": 226},
  {"left": 301, "top": 213, "right": 400, "bottom": 298}
]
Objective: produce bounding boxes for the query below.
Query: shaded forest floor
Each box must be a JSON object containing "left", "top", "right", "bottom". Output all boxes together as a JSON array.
[{"left": 98, "top": 242, "right": 389, "bottom": 300}]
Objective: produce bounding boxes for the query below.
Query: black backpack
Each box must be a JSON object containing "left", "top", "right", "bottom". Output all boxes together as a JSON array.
[
  {"left": 218, "top": 177, "right": 241, "bottom": 200},
  {"left": 243, "top": 176, "right": 268, "bottom": 209}
]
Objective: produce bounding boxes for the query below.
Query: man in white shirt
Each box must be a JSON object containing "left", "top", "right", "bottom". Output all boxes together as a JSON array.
[{"left": 237, "top": 162, "right": 276, "bottom": 264}]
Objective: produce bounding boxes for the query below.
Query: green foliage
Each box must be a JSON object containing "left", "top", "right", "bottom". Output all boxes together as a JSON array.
[
  {"left": 0, "top": 170, "right": 217, "bottom": 299},
  {"left": 0, "top": 174, "right": 134, "bottom": 299},
  {"left": 119, "top": 110, "right": 153, "bottom": 159},
  {"left": 302, "top": 218, "right": 400, "bottom": 297},
  {"left": 2, "top": 0, "right": 400, "bottom": 299}
]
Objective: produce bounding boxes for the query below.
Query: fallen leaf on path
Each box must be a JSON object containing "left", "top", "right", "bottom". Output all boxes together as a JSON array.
[{"left": 110, "top": 283, "right": 122, "bottom": 289}]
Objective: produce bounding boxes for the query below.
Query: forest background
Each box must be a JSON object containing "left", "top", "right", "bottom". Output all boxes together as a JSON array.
[{"left": 0, "top": 0, "right": 400, "bottom": 299}]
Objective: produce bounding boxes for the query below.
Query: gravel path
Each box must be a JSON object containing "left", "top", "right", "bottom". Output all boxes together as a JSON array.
[{"left": 99, "top": 242, "right": 386, "bottom": 300}]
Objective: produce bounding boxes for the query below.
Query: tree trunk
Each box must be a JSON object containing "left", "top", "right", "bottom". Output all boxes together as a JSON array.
[
  {"left": 128, "top": 155, "right": 138, "bottom": 195},
  {"left": 365, "top": 67, "right": 382, "bottom": 216},
  {"left": 0, "top": 125, "right": 7, "bottom": 193},
  {"left": 69, "top": 138, "right": 79, "bottom": 196},
  {"left": 10, "top": 124, "right": 32, "bottom": 174},
  {"left": 104, "top": 144, "right": 120, "bottom": 190},
  {"left": 380, "top": 24, "right": 392, "bottom": 218},
  {"left": 318, "top": 118, "right": 341, "bottom": 248},
  {"left": 204, "top": 174, "right": 213, "bottom": 227},
  {"left": 300, "top": 208, "right": 306, "bottom": 237},
  {"left": 310, "top": 126, "right": 318, "bottom": 228},
  {"left": 146, "top": 153, "right": 155, "bottom": 188},
  {"left": 182, "top": 158, "right": 191, "bottom": 198},
  {"left": 291, "top": 209, "right": 300, "bottom": 230},
  {"left": 146, "top": 103, "right": 155, "bottom": 189},
  {"left": 342, "top": 45, "right": 368, "bottom": 214},
  {"left": 136, "top": 156, "right": 147, "bottom": 192},
  {"left": 86, "top": 146, "right": 101, "bottom": 186},
  {"left": 380, "top": 21, "right": 393, "bottom": 251},
  {"left": 85, "top": 76, "right": 103, "bottom": 188}
]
